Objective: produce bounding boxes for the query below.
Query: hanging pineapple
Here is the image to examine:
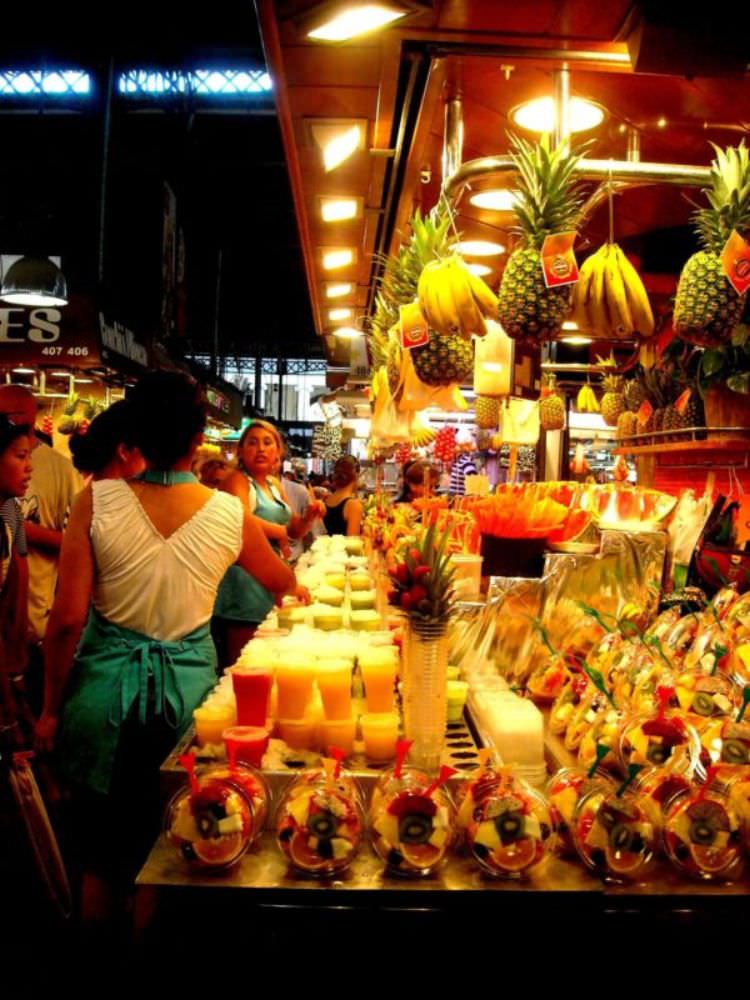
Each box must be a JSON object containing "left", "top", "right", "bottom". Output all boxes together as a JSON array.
[
  {"left": 475, "top": 396, "right": 500, "bottom": 429},
  {"left": 539, "top": 373, "right": 565, "bottom": 431},
  {"left": 674, "top": 143, "right": 750, "bottom": 347},
  {"left": 600, "top": 373, "right": 625, "bottom": 427},
  {"left": 498, "top": 133, "right": 590, "bottom": 344}
]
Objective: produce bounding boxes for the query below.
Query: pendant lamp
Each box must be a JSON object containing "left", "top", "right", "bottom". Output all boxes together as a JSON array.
[{"left": 0, "top": 256, "right": 68, "bottom": 307}]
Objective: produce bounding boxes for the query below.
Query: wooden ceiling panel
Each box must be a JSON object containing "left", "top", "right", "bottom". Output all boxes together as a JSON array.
[
  {"left": 550, "top": 0, "right": 634, "bottom": 40},
  {"left": 282, "top": 45, "right": 382, "bottom": 87},
  {"left": 287, "top": 86, "right": 379, "bottom": 119},
  {"left": 437, "top": 0, "right": 560, "bottom": 35}
]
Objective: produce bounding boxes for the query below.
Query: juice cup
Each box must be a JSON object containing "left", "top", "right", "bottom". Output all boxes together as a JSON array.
[
  {"left": 446, "top": 680, "right": 469, "bottom": 723},
  {"left": 279, "top": 718, "right": 318, "bottom": 751},
  {"left": 320, "top": 717, "right": 357, "bottom": 755},
  {"left": 276, "top": 662, "right": 315, "bottom": 719},
  {"left": 315, "top": 659, "right": 353, "bottom": 720},
  {"left": 231, "top": 666, "right": 272, "bottom": 727},
  {"left": 223, "top": 725, "right": 270, "bottom": 768},
  {"left": 359, "top": 648, "right": 397, "bottom": 713},
  {"left": 449, "top": 554, "right": 483, "bottom": 600},
  {"left": 193, "top": 704, "right": 235, "bottom": 746},
  {"left": 360, "top": 713, "right": 400, "bottom": 763}
]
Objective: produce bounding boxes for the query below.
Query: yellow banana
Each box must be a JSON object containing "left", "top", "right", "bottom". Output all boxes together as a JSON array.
[
  {"left": 452, "top": 273, "right": 487, "bottom": 338},
  {"left": 603, "top": 242, "right": 634, "bottom": 338},
  {"left": 571, "top": 254, "right": 596, "bottom": 332},
  {"left": 418, "top": 260, "right": 448, "bottom": 331},
  {"left": 614, "top": 246, "right": 655, "bottom": 336},
  {"left": 588, "top": 246, "right": 612, "bottom": 336},
  {"left": 435, "top": 268, "right": 460, "bottom": 334},
  {"left": 464, "top": 263, "right": 500, "bottom": 317}
]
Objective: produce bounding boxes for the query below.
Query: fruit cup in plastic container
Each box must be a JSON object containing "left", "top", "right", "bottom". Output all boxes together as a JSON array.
[
  {"left": 663, "top": 782, "right": 743, "bottom": 881},
  {"left": 369, "top": 766, "right": 455, "bottom": 877},
  {"left": 672, "top": 670, "right": 737, "bottom": 725},
  {"left": 634, "top": 767, "right": 693, "bottom": 837},
  {"left": 578, "top": 709, "right": 623, "bottom": 775},
  {"left": 564, "top": 689, "right": 610, "bottom": 755},
  {"left": 549, "top": 675, "right": 589, "bottom": 737},
  {"left": 618, "top": 709, "right": 701, "bottom": 774},
  {"left": 276, "top": 769, "right": 364, "bottom": 877},
  {"left": 166, "top": 773, "right": 255, "bottom": 871},
  {"left": 198, "top": 762, "right": 270, "bottom": 840},
  {"left": 465, "top": 770, "right": 552, "bottom": 879},
  {"left": 547, "top": 767, "right": 611, "bottom": 859},
  {"left": 573, "top": 782, "right": 657, "bottom": 883}
]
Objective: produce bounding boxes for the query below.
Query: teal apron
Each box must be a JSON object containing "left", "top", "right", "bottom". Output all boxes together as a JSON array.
[
  {"left": 58, "top": 609, "right": 217, "bottom": 796},
  {"left": 214, "top": 474, "right": 291, "bottom": 624}
]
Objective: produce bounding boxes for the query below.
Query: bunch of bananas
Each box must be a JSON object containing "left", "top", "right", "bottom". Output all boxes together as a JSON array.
[
  {"left": 417, "top": 255, "right": 499, "bottom": 339},
  {"left": 412, "top": 412, "right": 436, "bottom": 447},
  {"left": 571, "top": 243, "right": 655, "bottom": 340},
  {"left": 576, "top": 383, "right": 600, "bottom": 413}
]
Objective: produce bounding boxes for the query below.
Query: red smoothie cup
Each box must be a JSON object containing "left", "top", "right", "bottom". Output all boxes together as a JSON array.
[
  {"left": 231, "top": 666, "right": 272, "bottom": 727},
  {"left": 223, "top": 726, "right": 269, "bottom": 769}
]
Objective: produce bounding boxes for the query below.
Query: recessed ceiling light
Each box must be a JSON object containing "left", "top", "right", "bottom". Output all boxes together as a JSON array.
[
  {"left": 561, "top": 336, "right": 593, "bottom": 346},
  {"left": 51, "top": 370, "right": 72, "bottom": 377},
  {"left": 469, "top": 190, "right": 519, "bottom": 212},
  {"left": 322, "top": 248, "right": 355, "bottom": 270},
  {"left": 466, "top": 262, "right": 493, "bottom": 277},
  {"left": 325, "top": 282, "right": 353, "bottom": 298},
  {"left": 310, "top": 122, "right": 365, "bottom": 172},
  {"left": 333, "top": 326, "right": 363, "bottom": 339},
  {"left": 321, "top": 197, "right": 360, "bottom": 222},
  {"left": 453, "top": 240, "right": 505, "bottom": 257},
  {"left": 511, "top": 96, "right": 604, "bottom": 134},
  {"left": 74, "top": 376, "right": 94, "bottom": 383},
  {"left": 307, "top": 4, "right": 407, "bottom": 42},
  {"left": 562, "top": 321, "right": 578, "bottom": 331},
  {"left": 657, "top": 117, "right": 667, "bottom": 128},
  {"left": 329, "top": 307, "right": 353, "bottom": 322},
  {"left": 12, "top": 366, "right": 35, "bottom": 374}
]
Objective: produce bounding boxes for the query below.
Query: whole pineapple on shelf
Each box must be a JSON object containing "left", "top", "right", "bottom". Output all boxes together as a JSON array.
[
  {"left": 616, "top": 410, "right": 638, "bottom": 441},
  {"left": 498, "top": 133, "right": 590, "bottom": 344},
  {"left": 539, "top": 373, "right": 565, "bottom": 430},
  {"left": 624, "top": 377, "right": 646, "bottom": 414},
  {"left": 412, "top": 331, "right": 474, "bottom": 387},
  {"left": 674, "top": 143, "right": 750, "bottom": 347},
  {"left": 475, "top": 395, "right": 500, "bottom": 429},
  {"left": 600, "top": 373, "right": 625, "bottom": 427}
]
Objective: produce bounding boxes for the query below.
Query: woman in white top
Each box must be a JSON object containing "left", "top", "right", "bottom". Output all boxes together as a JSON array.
[{"left": 35, "top": 373, "right": 293, "bottom": 916}]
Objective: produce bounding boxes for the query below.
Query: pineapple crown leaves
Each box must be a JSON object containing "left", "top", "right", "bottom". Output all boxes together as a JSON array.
[
  {"left": 506, "top": 132, "right": 594, "bottom": 249},
  {"left": 695, "top": 141, "right": 750, "bottom": 251}
]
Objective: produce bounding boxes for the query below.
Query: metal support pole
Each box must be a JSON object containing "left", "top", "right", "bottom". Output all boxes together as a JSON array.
[
  {"left": 277, "top": 360, "right": 284, "bottom": 422},
  {"left": 626, "top": 127, "right": 642, "bottom": 163},
  {"left": 442, "top": 95, "right": 464, "bottom": 189},
  {"left": 211, "top": 249, "right": 222, "bottom": 379},
  {"left": 98, "top": 57, "right": 115, "bottom": 288},
  {"left": 254, "top": 354, "right": 262, "bottom": 411},
  {"left": 552, "top": 67, "right": 571, "bottom": 149}
]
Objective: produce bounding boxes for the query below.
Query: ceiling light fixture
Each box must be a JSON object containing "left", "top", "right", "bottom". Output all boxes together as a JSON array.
[
  {"left": 511, "top": 96, "right": 604, "bottom": 135},
  {"left": 310, "top": 121, "right": 366, "bottom": 172},
  {"left": 74, "top": 376, "right": 94, "bottom": 383},
  {"left": 325, "top": 282, "right": 353, "bottom": 298},
  {"left": 320, "top": 197, "right": 361, "bottom": 222},
  {"left": 1, "top": 255, "right": 68, "bottom": 306},
  {"left": 466, "top": 262, "right": 493, "bottom": 277},
  {"left": 322, "top": 248, "right": 355, "bottom": 270},
  {"left": 51, "top": 370, "right": 72, "bottom": 377},
  {"left": 12, "top": 366, "right": 36, "bottom": 375},
  {"left": 469, "top": 190, "right": 519, "bottom": 212},
  {"left": 307, "top": 4, "right": 408, "bottom": 42},
  {"left": 561, "top": 336, "right": 593, "bottom": 346},
  {"left": 333, "top": 326, "right": 363, "bottom": 339},
  {"left": 452, "top": 240, "right": 505, "bottom": 257},
  {"left": 329, "top": 307, "right": 353, "bottom": 321}
]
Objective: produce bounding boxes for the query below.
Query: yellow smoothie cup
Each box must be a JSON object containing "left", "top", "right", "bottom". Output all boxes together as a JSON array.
[
  {"left": 315, "top": 659, "right": 353, "bottom": 720},
  {"left": 320, "top": 717, "right": 357, "bottom": 755},
  {"left": 360, "top": 712, "right": 400, "bottom": 763},
  {"left": 193, "top": 704, "right": 236, "bottom": 746},
  {"left": 276, "top": 661, "right": 315, "bottom": 719}
]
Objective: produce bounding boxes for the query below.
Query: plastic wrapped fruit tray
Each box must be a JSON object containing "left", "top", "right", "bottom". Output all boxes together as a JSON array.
[{"left": 159, "top": 714, "right": 482, "bottom": 824}]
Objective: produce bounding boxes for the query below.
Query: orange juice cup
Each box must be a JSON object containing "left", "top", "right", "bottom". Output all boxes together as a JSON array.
[
  {"left": 223, "top": 725, "right": 269, "bottom": 768},
  {"left": 321, "top": 718, "right": 357, "bottom": 755},
  {"left": 276, "top": 662, "right": 315, "bottom": 719},
  {"left": 360, "top": 713, "right": 400, "bottom": 763},
  {"left": 359, "top": 649, "right": 397, "bottom": 713},
  {"left": 193, "top": 705, "right": 235, "bottom": 746},
  {"left": 231, "top": 666, "right": 272, "bottom": 727},
  {"left": 279, "top": 718, "right": 318, "bottom": 751},
  {"left": 316, "top": 659, "right": 353, "bottom": 720}
]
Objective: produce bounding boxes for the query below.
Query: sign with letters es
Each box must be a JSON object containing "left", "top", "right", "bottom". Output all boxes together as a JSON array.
[{"left": 0, "top": 295, "right": 101, "bottom": 366}]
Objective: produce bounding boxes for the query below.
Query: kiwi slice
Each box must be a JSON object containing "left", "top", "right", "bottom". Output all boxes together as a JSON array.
[
  {"left": 399, "top": 814, "right": 433, "bottom": 845},
  {"left": 195, "top": 812, "right": 219, "bottom": 839},
  {"left": 691, "top": 692, "right": 715, "bottom": 717},
  {"left": 495, "top": 810, "right": 525, "bottom": 845},
  {"left": 721, "top": 739, "right": 749, "bottom": 765},
  {"left": 646, "top": 743, "right": 670, "bottom": 766},
  {"left": 689, "top": 820, "right": 716, "bottom": 846},
  {"left": 309, "top": 811, "right": 337, "bottom": 840},
  {"left": 598, "top": 804, "right": 620, "bottom": 831}
]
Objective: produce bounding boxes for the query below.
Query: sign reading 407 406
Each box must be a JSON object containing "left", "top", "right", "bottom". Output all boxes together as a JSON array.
[{"left": 0, "top": 296, "right": 102, "bottom": 366}]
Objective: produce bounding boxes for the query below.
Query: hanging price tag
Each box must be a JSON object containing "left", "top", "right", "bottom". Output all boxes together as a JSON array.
[
  {"left": 721, "top": 229, "right": 750, "bottom": 294},
  {"left": 636, "top": 399, "right": 653, "bottom": 425},
  {"left": 541, "top": 232, "right": 579, "bottom": 288},
  {"left": 399, "top": 302, "right": 429, "bottom": 350},
  {"left": 674, "top": 388, "right": 691, "bottom": 416}
]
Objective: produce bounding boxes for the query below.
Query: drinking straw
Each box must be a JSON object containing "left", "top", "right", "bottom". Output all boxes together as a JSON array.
[
  {"left": 656, "top": 685, "right": 674, "bottom": 720},
  {"left": 330, "top": 746, "right": 346, "bottom": 780},
  {"left": 227, "top": 738, "right": 238, "bottom": 773},
  {"left": 588, "top": 743, "right": 611, "bottom": 779},
  {"left": 179, "top": 752, "right": 200, "bottom": 798},
  {"left": 616, "top": 763, "right": 643, "bottom": 798},
  {"left": 394, "top": 739, "right": 413, "bottom": 779},
  {"left": 423, "top": 765, "right": 458, "bottom": 799},
  {"left": 737, "top": 686, "right": 750, "bottom": 723}
]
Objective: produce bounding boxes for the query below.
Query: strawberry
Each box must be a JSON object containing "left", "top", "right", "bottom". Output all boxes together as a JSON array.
[
  {"left": 413, "top": 565, "right": 431, "bottom": 581},
  {"left": 409, "top": 585, "right": 428, "bottom": 604},
  {"left": 400, "top": 592, "right": 413, "bottom": 611},
  {"left": 395, "top": 564, "right": 410, "bottom": 585}
]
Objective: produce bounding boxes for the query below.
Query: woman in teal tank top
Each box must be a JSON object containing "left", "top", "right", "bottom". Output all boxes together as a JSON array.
[{"left": 213, "top": 420, "right": 325, "bottom": 667}]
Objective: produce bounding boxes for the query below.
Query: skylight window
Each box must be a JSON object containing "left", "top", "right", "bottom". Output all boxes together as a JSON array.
[
  {"left": 0, "top": 70, "right": 91, "bottom": 96},
  {"left": 118, "top": 68, "right": 272, "bottom": 97}
]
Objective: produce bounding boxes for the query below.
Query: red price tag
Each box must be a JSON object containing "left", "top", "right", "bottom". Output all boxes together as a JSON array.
[
  {"left": 541, "top": 232, "right": 579, "bottom": 289},
  {"left": 674, "top": 388, "right": 691, "bottom": 416},
  {"left": 400, "top": 302, "right": 429, "bottom": 350},
  {"left": 721, "top": 229, "right": 750, "bottom": 294},
  {"left": 637, "top": 400, "right": 653, "bottom": 424}
]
